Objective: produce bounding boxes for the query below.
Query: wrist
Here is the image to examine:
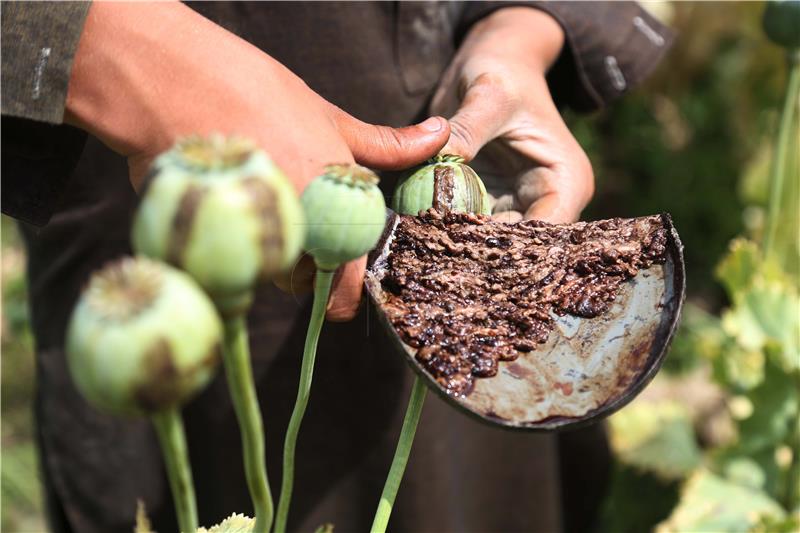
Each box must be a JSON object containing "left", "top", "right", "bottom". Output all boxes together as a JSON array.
[
  {"left": 461, "top": 7, "right": 565, "bottom": 73},
  {"left": 64, "top": 1, "right": 188, "bottom": 154}
]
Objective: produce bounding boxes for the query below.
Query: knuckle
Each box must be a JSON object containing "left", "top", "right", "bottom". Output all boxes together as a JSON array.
[
  {"left": 377, "top": 126, "right": 405, "bottom": 156},
  {"left": 470, "top": 71, "right": 519, "bottom": 106},
  {"left": 326, "top": 301, "right": 360, "bottom": 322},
  {"left": 448, "top": 121, "right": 478, "bottom": 160}
]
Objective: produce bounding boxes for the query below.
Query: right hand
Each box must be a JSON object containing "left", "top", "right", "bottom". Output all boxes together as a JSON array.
[{"left": 65, "top": 1, "right": 450, "bottom": 321}]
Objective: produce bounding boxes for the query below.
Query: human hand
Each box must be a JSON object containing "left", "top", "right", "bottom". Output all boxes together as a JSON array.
[
  {"left": 430, "top": 7, "right": 594, "bottom": 224},
  {"left": 65, "top": 1, "right": 449, "bottom": 321}
]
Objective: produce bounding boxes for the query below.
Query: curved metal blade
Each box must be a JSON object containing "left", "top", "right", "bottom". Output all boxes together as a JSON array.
[{"left": 365, "top": 210, "right": 685, "bottom": 431}]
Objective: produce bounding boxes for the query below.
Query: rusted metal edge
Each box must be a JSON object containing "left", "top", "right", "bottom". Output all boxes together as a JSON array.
[{"left": 365, "top": 211, "right": 686, "bottom": 432}]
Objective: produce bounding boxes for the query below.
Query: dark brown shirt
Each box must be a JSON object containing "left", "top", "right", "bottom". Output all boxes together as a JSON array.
[{"left": 2, "top": 3, "right": 673, "bottom": 532}]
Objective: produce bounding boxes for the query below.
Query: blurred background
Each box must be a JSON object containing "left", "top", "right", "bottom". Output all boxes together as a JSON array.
[{"left": 2, "top": 2, "right": 797, "bottom": 531}]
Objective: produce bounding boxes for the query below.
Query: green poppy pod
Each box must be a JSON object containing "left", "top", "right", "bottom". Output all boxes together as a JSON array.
[
  {"left": 763, "top": 0, "right": 800, "bottom": 49},
  {"left": 132, "top": 135, "right": 305, "bottom": 315},
  {"left": 66, "top": 257, "right": 222, "bottom": 415},
  {"left": 301, "top": 164, "right": 387, "bottom": 271},
  {"left": 391, "top": 154, "right": 490, "bottom": 216}
]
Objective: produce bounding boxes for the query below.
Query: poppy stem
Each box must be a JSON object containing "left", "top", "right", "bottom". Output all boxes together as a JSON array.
[
  {"left": 152, "top": 407, "right": 197, "bottom": 533},
  {"left": 370, "top": 377, "right": 427, "bottom": 533},
  {"left": 275, "top": 269, "right": 335, "bottom": 533}
]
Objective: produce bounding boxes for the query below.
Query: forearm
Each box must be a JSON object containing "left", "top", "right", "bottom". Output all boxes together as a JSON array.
[
  {"left": 65, "top": 1, "right": 216, "bottom": 153},
  {"left": 64, "top": 1, "right": 319, "bottom": 188},
  {"left": 457, "top": 7, "right": 564, "bottom": 74}
]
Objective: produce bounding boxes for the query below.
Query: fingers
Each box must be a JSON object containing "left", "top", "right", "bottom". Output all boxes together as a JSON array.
[
  {"left": 441, "top": 72, "right": 516, "bottom": 161},
  {"left": 325, "top": 255, "right": 368, "bottom": 322},
  {"left": 127, "top": 155, "right": 151, "bottom": 192},
  {"left": 520, "top": 161, "right": 595, "bottom": 224},
  {"left": 273, "top": 253, "right": 315, "bottom": 295},
  {"left": 524, "top": 192, "right": 581, "bottom": 224},
  {"left": 492, "top": 210, "right": 524, "bottom": 223},
  {"left": 274, "top": 254, "right": 366, "bottom": 321},
  {"left": 331, "top": 106, "right": 450, "bottom": 170}
]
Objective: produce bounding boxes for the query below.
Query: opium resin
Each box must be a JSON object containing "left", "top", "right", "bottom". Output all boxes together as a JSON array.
[{"left": 380, "top": 210, "right": 668, "bottom": 396}]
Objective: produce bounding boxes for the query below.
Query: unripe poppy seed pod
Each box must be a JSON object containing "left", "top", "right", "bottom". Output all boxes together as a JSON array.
[
  {"left": 763, "top": 0, "right": 800, "bottom": 49},
  {"left": 66, "top": 257, "right": 222, "bottom": 415},
  {"left": 301, "top": 164, "right": 387, "bottom": 271},
  {"left": 391, "top": 154, "right": 490, "bottom": 216},
  {"left": 132, "top": 135, "right": 305, "bottom": 315}
]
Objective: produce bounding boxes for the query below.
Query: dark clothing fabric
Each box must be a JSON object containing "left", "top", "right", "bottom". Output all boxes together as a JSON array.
[
  {"left": 0, "top": 0, "right": 90, "bottom": 225},
  {"left": 460, "top": 1, "right": 674, "bottom": 111},
  {"left": 1, "top": 1, "right": 674, "bottom": 227},
  {"left": 4, "top": 2, "right": 671, "bottom": 532},
  {"left": 0, "top": 1, "right": 90, "bottom": 123},
  {"left": 0, "top": 117, "right": 86, "bottom": 226}
]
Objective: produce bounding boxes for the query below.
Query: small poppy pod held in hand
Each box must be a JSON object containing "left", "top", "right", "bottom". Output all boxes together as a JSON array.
[
  {"left": 66, "top": 257, "right": 222, "bottom": 415},
  {"left": 763, "top": 0, "right": 800, "bottom": 49},
  {"left": 132, "top": 135, "right": 305, "bottom": 315},
  {"left": 391, "top": 154, "right": 491, "bottom": 216},
  {"left": 301, "top": 164, "right": 387, "bottom": 271}
]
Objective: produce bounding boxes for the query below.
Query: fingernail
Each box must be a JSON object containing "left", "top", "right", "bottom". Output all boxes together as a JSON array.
[{"left": 419, "top": 116, "right": 443, "bottom": 132}]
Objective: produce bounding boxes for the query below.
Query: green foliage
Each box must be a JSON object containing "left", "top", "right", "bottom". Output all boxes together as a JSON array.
[
  {"left": 600, "top": 465, "right": 681, "bottom": 533},
  {"left": 751, "top": 512, "right": 800, "bottom": 533},
  {"left": 135, "top": 506, "right": 260, "bottom": 532},
  {"left": 196, "top": 513, "right": 255, "bottom": 533},
  {"left": 1, "top": 216, "right": 45, "bottom": 533},
  {"left": 736, "top": 362, "right": 799, "bottom": 456},
  {"left": 135, "top": 500, "right": 155, "bottom": 533},
  {"left": 1, "top": 443, "right": 44, "bottom": 532},
  {"left": 608, "top": 401, "right": 702, "bottom": 481},
  {"left": 665, "top": 304, "right": 725, "bottom": 375},
  {"left": 605, "top": 3, "right": 800, "bottom": 530},
  {"left": 716, "top": 239, "right": 762, "bottom": 296},
  {"left": 571, "top": 2, "right": 786, "bottom": 298},
  {"left": 655, "top": 470, "right": 785, "bottom": 532}
]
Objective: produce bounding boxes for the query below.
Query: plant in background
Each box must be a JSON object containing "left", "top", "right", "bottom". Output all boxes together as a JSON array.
[
  {"left": 604, "top": 3, "right": 799, "bottom": 530},
  {"left": 274, "top": 164, "right": 386, "bottom": 533},
  {"left": 132, "top": 135, "right": 305, "bottom": 533},
  {"left": 67, "top": 257, "right": 223, "bottom": 533},
  {"left": 368, "top": 155, "right": 491, "bottom": 533}
]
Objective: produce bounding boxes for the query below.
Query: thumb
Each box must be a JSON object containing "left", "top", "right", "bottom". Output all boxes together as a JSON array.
[{"left": 331, "top": 107, "right": 450, "bottom": 170}]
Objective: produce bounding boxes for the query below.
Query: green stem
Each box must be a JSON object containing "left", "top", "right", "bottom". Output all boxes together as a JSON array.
[
  {"left": 223, "top": 314, "right": 273, "bottom": 533},
  {"left": 274, "top": 269, "right": 334, "bottom": 533},
  {"left": 763, "top": 50, "right": 800, "bottom": 258},
  {"left": 152, "top": 408, "right": 197, "bottom": 533},
  {"left": 370, "top": 377, "right": 427, "bottom": 533}
]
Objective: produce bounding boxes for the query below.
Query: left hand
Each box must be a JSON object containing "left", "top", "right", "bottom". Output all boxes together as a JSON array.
[{"left": 431, "top": 7, "right": 594, "bottom": 224}]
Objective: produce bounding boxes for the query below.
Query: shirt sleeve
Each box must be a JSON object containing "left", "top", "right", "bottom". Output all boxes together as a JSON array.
[
  {"left": 1, "top": 1, "right": 91, "bottom": 124},
  {"left": 1, "top": 2, "right": 91, "bottom": 225},
  {"left": 457, "top": 1, "right": 675, "bottom": 112}
]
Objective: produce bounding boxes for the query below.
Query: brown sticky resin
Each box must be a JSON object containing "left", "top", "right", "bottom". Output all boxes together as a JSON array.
[
  {"left": 432, "top": 165, "right": 455, "bottom": 211},
  {"left": 379, "top": 209, "right": 668, "bottom": 397}
]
